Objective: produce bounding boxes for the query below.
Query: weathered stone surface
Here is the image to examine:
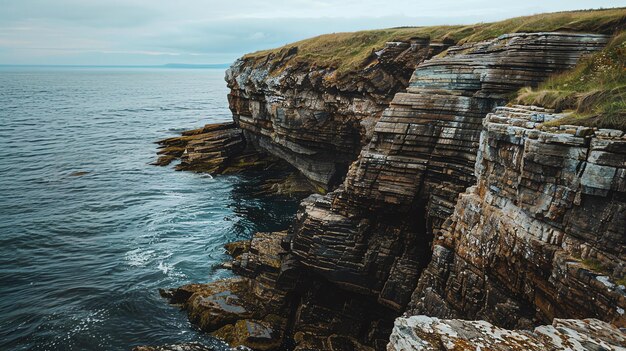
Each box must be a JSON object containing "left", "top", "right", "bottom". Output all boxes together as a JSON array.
[
  {"left": 226, "top": 39, "right": 449, "bottom": 189},
  {"left": 155, "top": 122, "right": 317, "bottom": 196},
  {"left": 160, "top": 232, "right": 291, "bottom": 350},
  {"left": 213, "top": 319, "right": 282, "bottom": 351},
  {"left": 290, "top": 33, "right": 610, "bottom": 312},
  {"left": 164, "top": 231, "right": 398, "bottom": 351},
  {"left": 387, "top": 316, "right": 626, "bottom": 351},
  {"left": 409, "top": 106, "right": 626, "bottom": 328},
  {"left": 154, "top": 122, "right": 247, "bottom": 171},
  {"left": 155, "top": 30, "right": 626, "bottom": 351}
]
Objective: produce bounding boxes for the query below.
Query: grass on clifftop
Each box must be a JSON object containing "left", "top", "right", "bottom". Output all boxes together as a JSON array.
[
  {"left": 243, "top": 8, "right": 626, "bottom": 74},
  {"left": 516, "top": 32, "right": 626, "bottom": 130}
]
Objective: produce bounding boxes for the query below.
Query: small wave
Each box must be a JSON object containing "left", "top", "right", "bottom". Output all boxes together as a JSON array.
[
  {"left": 157, "top": 260, "right": 186, "bottom": 278},
  {"left": 124, "top": 248, "right": 155, "bottom": 267},
  {"left": 157, "top": 261, "right": 169, "bottom": 275}
]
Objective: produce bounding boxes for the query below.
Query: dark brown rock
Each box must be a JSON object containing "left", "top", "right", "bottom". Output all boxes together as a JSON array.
[{"left": 163, "top": 231, "right": 398, "bottom": 351}]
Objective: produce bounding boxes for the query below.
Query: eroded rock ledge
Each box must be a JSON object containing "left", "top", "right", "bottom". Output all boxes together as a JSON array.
[{"left": 161, "top": 231, "right": 398, "bottom": 351}]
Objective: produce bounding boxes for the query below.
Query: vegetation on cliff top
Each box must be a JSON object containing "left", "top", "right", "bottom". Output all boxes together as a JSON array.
[
  {"left": 516, "top": 32, "right": 626, "bottom": 130},
  {"left": 243, "top": 8, "right": 626, "bottom": 73}
]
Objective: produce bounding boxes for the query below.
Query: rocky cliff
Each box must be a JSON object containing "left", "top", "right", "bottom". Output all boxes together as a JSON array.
[
  {"left": 225, "top": 39, "right": 448, "bottom": 190},
  {"left": 409, "top": 105, "right": 626, "bottom": 328},
  {"left": 149, "top": 8, "right": 626, "bottom": 351},
  {"left": 289, "top": 33, "right": 610, "bottom": 313}
]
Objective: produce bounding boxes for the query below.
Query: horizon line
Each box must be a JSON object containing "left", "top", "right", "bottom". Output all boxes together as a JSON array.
[{"left": 0, "top": 63, "right": 232, "bottom": 69}]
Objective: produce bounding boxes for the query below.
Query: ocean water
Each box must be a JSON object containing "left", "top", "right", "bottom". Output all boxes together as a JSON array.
[{"left": 0, "top": 67, "right": 299, "bottom": 350}]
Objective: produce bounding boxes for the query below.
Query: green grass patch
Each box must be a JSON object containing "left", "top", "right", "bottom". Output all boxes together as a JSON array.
[
  {"left": 515, "top": 31, "right": 626, "bottom": 130},
  {"left": 243, "top": 8, "right": 626, "bottom": 75},
  {"left": 581, "top": 258, "right": 611, "bottom": 274}
]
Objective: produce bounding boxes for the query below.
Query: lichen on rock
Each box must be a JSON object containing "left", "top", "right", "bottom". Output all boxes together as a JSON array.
[{"left": 387, "top": 316, "right": 626, "bottom": 351}]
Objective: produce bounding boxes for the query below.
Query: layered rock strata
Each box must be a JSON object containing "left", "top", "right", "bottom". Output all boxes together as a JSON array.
[
  {"left": 409, "top": 105, "right": 626, "bottom": 328},
  {"left": 155, "top": 122, "right": 259, "bottom": 172},
  {"left": 134, "top": 343, "right": 226, "bottom": 351},
  {"left": 387, "top": 316, "right": 626, "bottom": 351},
  {"left": 155, "top": 31, "right": 626, "bottom": 351},
  {"left": 154, "top": 122, "right": 316, "bottom": 196},
  {"left": 226, "top": 39, "right": 449, "bottom": 189},
  {"left": 290, "top": 33, "right": 610, "bottom": 312},
  {"left": 163, "top": 231, "right": 399, "bottom": 351}
]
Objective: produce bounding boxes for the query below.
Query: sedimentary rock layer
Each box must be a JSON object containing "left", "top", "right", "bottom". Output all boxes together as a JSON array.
[
  {"left": 154, "top": 122, "right": 248, "bottom": 172},
  {"left": 154, "top": 30, "right": 626, "bottom": 351},
  {"left": 163, "top": 231, "right": 398, "bottom": 351},
  {"left": 290, "top": 33, "right": 610, "bottom": 311},
  {"left": 387, "top": 316, "right": 626, "bottom": 351},
  {"left": 410, "top": 106, "right": 626, "bottom": 328},
  {"left": 226, "top": 39, "right": 449, "bottom": 189}
]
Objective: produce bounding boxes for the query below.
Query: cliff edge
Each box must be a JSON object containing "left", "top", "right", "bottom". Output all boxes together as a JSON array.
[{"left": 148, "top": 7, "right": 626, "bottom": 351}]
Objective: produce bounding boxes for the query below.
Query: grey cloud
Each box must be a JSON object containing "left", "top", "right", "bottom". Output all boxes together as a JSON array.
[{"left": 0, "top": 0, "right": 625, "bottom": 65}]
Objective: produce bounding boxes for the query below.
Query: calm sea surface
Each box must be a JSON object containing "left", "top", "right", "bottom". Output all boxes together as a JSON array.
[{"left": 0, "top": 67, "right": 298, "bottom": 350}]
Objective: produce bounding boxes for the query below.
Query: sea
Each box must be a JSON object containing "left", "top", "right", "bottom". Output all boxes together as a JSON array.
[{"left": 0, "top": 66, "right": 299, "bottom": 350}]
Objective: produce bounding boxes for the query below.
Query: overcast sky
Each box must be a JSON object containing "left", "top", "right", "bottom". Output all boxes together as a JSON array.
[{"left": 0, "top": 0, "right": 624, "bottom": 65}]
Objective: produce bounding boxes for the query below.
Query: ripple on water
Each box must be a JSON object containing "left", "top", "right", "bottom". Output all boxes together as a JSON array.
[{"left": 0, "top": 67, "right": 299, "bottom": 350}]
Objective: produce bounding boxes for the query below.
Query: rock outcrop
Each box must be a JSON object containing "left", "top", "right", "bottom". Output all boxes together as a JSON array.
[
  {"left": 289, "top": 33, "right": 610, "bottom": 313},
  {"left": 409, "top": 105, "right": 626, "bottom": 328},
  {"left": 154, "top": 122, "right": 262, "bottom": 172},
  {"left": 162, "top": 231, "right": 399, "bottom": 351},
  {"left": 154, "top": 22, "right": 626, "bottom": 351},
  {"left": 134, "top": 343, "right": 224, "bottom": 351},
  {"left": 387, "top": 316, "right": 626, "bottom": 351},
  {"left": 226, "top": 39, "right": 449, "bottom": 189}
]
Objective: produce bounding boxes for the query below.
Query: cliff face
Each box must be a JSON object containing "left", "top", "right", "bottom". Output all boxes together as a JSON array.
[
  {"left": 225, "top": 39, "right": 448, "bottom": 189},
  {"left": 150, "top": 12, "right": 626, "bottom": 351},
  {"left": 409, "top": 105, "right": 626, "bottom": 328},
  {"left": 290, "top": 33, "right": 610, "bottom": 312}
]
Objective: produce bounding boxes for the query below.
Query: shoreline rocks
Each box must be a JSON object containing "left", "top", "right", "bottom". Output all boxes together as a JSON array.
[{"left": 387, "top": 316, "right": 626, "bottom": 351}]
